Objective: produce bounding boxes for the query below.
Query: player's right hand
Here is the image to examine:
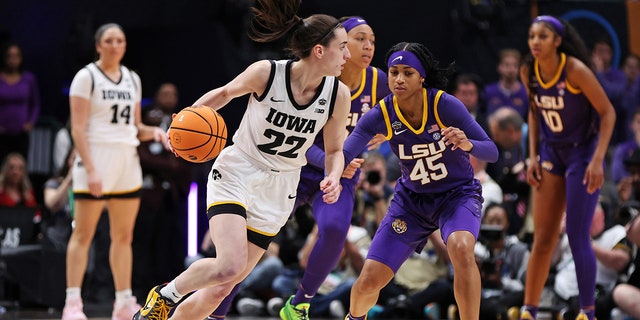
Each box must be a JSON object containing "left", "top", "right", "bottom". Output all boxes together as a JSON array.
[
  {"left": 526, "top": 158, "right": 542, "bottom": 188},
  {"left": 87, "top": 170, "right": 103, "bottom": 198},
  {"left": 320, "top": 175, "right": 342, "bottom": 204}
]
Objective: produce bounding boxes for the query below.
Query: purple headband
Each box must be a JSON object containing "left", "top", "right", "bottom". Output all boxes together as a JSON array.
[
  {"left": 387, "top": 50, "right": 426, "bottom": 78},
  {"left": 533, "top": 15, "right": 565, "bottom": 37},
  {"left": 342, "top": 17, "right": 367, "bottom": 33}
]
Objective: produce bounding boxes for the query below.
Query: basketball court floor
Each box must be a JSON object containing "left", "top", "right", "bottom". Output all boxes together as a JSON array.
[
  {"left": 0, "top": 303, "right": 301, "bottom": 320},
  {"left": 0, "top": 304, "right": 272, "bottom": 320}
]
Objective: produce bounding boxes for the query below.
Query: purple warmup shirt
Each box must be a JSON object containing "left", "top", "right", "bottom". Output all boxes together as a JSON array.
[
  {"left": 0, "top": 71, "right": 40, "bottom": 134},
  {"left": 344, "top": 87, "right": 498, "bottom": 194},
  {"left": 610, "top": 140, "right": 639, "bottom": 184},
  {"left": 484, "top": 82, "right": 529, "bottom": 119}
]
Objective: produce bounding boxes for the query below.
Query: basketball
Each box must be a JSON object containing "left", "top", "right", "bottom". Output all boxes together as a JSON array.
[{"left": 169, "top": 106, "right": 228, "bottom": 163}]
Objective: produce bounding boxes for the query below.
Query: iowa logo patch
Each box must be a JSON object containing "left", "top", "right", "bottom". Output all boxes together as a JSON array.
[{"left": 211, "top": 169, "right": 222, "bottom": 180}]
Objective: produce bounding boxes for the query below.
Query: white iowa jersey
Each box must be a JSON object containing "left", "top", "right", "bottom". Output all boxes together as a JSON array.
[
  {"left": 233, "top": 60, "right": 338, "bottom": 172},
  {"left": 69, "top": 63, "right": 141, "bottom": 146}
]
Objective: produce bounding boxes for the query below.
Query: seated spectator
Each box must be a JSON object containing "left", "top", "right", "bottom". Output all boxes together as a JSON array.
[
  {"left": 553, "top": 203, "right": 632, "bottom": 320},
  {"left": 619, "top": 54, "right": 640, "bottom": 142},
  {"left": 483, "top": 48, "right": 529, "bottom": 120},
  {"left": 44, "top": 148, "right": 75, "bottom": 215},
  {"left": 52, "top": 120, "right": 72, "bottom": 174},
  {"left": 474, "top": 203, "right": 529, "bottom": 320},
  {"left": 486, "top": 107, "right": 530, "bottom": 236},
  {"left": 596, "top": 49, "right": 640, "bottom": 145},
  {"left": 0, "top": 152, "right": 38, "bottom": 208},
  {"left": 610, "top": 109, "right": 640, "bottom": 185},
  {"left": 592, "top": 38, "right": 625, "bottom": 94},
  {"left": 617, "top": 148, "right": 640, "bottom": 204},
  {"left": 451, "top": 73, "right": 489, "bottom": 134},
  {"left": 611, "top": 204, "right": 640, "bottom": 319},
  {"left": 470, "top": 155, "right": 503, "bottom": 215},
  {"left": 354, "top": 151, "right": 394, "bottom": 233},
  {"left": 42, "top": 148, "right": 76, "bottom": 251}
]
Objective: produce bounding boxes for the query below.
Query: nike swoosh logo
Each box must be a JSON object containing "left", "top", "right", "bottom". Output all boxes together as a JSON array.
[
  {"left": 141, "top": 294, "right": 157, "bottom": 315},
  {"left": 357, "top": 19, "right": 365, "bottom": 23},
  {"left": 288, "top": 194, "right": 297, "bottom": 199},
  {"left": 394, "top": 129, "right": 407, "bottom": 135},
  {"left": 304, "top": 293, "right": 315, "bottom": 299},
  {"left": 391, "top": 56, "right": 403, "bottom": 63},
  {"left": 270, "top": 97, "right": 285, "bottom": 102}
]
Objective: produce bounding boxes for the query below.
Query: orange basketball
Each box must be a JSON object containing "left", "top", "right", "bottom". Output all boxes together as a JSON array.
[{"left": 169, "top": 106, "right": 227, "bottom": 163}]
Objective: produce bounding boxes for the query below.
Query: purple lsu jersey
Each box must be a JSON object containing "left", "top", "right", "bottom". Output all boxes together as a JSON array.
[
  {"left": 532, "top": 53, "right": 598, "bottom": 144},
  {"left": 379, "top": 88, "right": 475, "bottom": 194},
  {"left": 312, "top": 66, "right": 390, "bottom": 148}
]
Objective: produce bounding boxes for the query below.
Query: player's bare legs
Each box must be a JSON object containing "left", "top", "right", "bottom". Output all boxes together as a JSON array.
[
  {"left": 523, "top": 171, "right": 565, "bottom": 307},
  {"left": 169, "top": 242, "right": 266, "bottom": 320},
  {"left": 447, "top": 230, "right": 481, "bottom": 320},
  {"left": 348, "top": 260, "right": 395, "bottom": 317},
  {"left": 106, "top": 198, "right": 140, "bottom": 291},
  {"left": 66, "top": 200, "right": 105, "bottom": 288}
]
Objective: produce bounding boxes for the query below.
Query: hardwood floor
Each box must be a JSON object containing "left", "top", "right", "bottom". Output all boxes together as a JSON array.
[
  {"left": 0, "top": 302, "right": 111, "bottom": 319},
  {"left": 0, "top": 303, "right": 281, "bottom": 320}
]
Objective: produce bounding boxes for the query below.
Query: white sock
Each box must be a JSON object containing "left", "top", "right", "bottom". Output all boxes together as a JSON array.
[
  {"left": 115, "top": 289, "right": 133, "bottom": 308},
  {"left": 66, "top": 287, "right": 81, "bottom": 302},
  {"left": 160, "top": 280, "right": 183, "bottom": 303}
]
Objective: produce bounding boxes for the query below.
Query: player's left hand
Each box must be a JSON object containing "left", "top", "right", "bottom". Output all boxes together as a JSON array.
[
  {"left": 154, "top": 127, "right": 171, "bottom": 151},
  {"left": 342, "top": 158, "right": 364, "bottom": 179},
  {"left": 320, "top": 175, "right": 342, "bottom": 204},
  {"left": 441, "top": 126, "right": 473, "bottom": 152},
  {"left": 166, "top": 113, "right": 178, "bottom": 157},
  {"left": 584, "top": 159, "right": 604, "bottom": 194}
]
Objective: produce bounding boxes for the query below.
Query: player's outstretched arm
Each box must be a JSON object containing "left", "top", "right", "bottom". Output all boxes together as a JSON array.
[{"left": 192, "top": 60, "right": 272, "bottom": 111}]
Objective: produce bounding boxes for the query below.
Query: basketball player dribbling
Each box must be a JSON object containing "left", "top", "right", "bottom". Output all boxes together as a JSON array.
[
  {"left": 133, "top": 0, "right": 352, "bottom": 319},
  {"left": 205, "top": 15, "right": 391, "bottom": 320},
  {"left": 341, "top": 42, "right": 499, "bottom": 320}
]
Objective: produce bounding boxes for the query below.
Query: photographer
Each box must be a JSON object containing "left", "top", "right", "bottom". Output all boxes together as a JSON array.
[
  {"left": 612, "top": 202, "right": 640, "bottom": 319},
  {"left": 474, "top": 203, "right": 530, "bottom": 319},
  {"left": 354, "top": 151, "right": 394, "bottom": 232}
]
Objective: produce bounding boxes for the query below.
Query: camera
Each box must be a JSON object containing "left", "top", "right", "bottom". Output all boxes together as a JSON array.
[
  {"left": 366, "top": 170, "right": 382, "bottom": 185},
  {"left": 479, "top": 224, "right": 504, "bottom": 243},
  {"left": 481, "top": 257, "right": 501, "bottom": 274},
  {"left": 618, "top": 202, "right": 639, "bottom": 225}
]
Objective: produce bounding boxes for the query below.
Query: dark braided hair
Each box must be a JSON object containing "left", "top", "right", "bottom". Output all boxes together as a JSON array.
[
  {"left": 249, "top": 0, "right": 342, "bottom": 59},
  {"left": 384, "top": 42, "right": 455, "bottom": 90}
]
